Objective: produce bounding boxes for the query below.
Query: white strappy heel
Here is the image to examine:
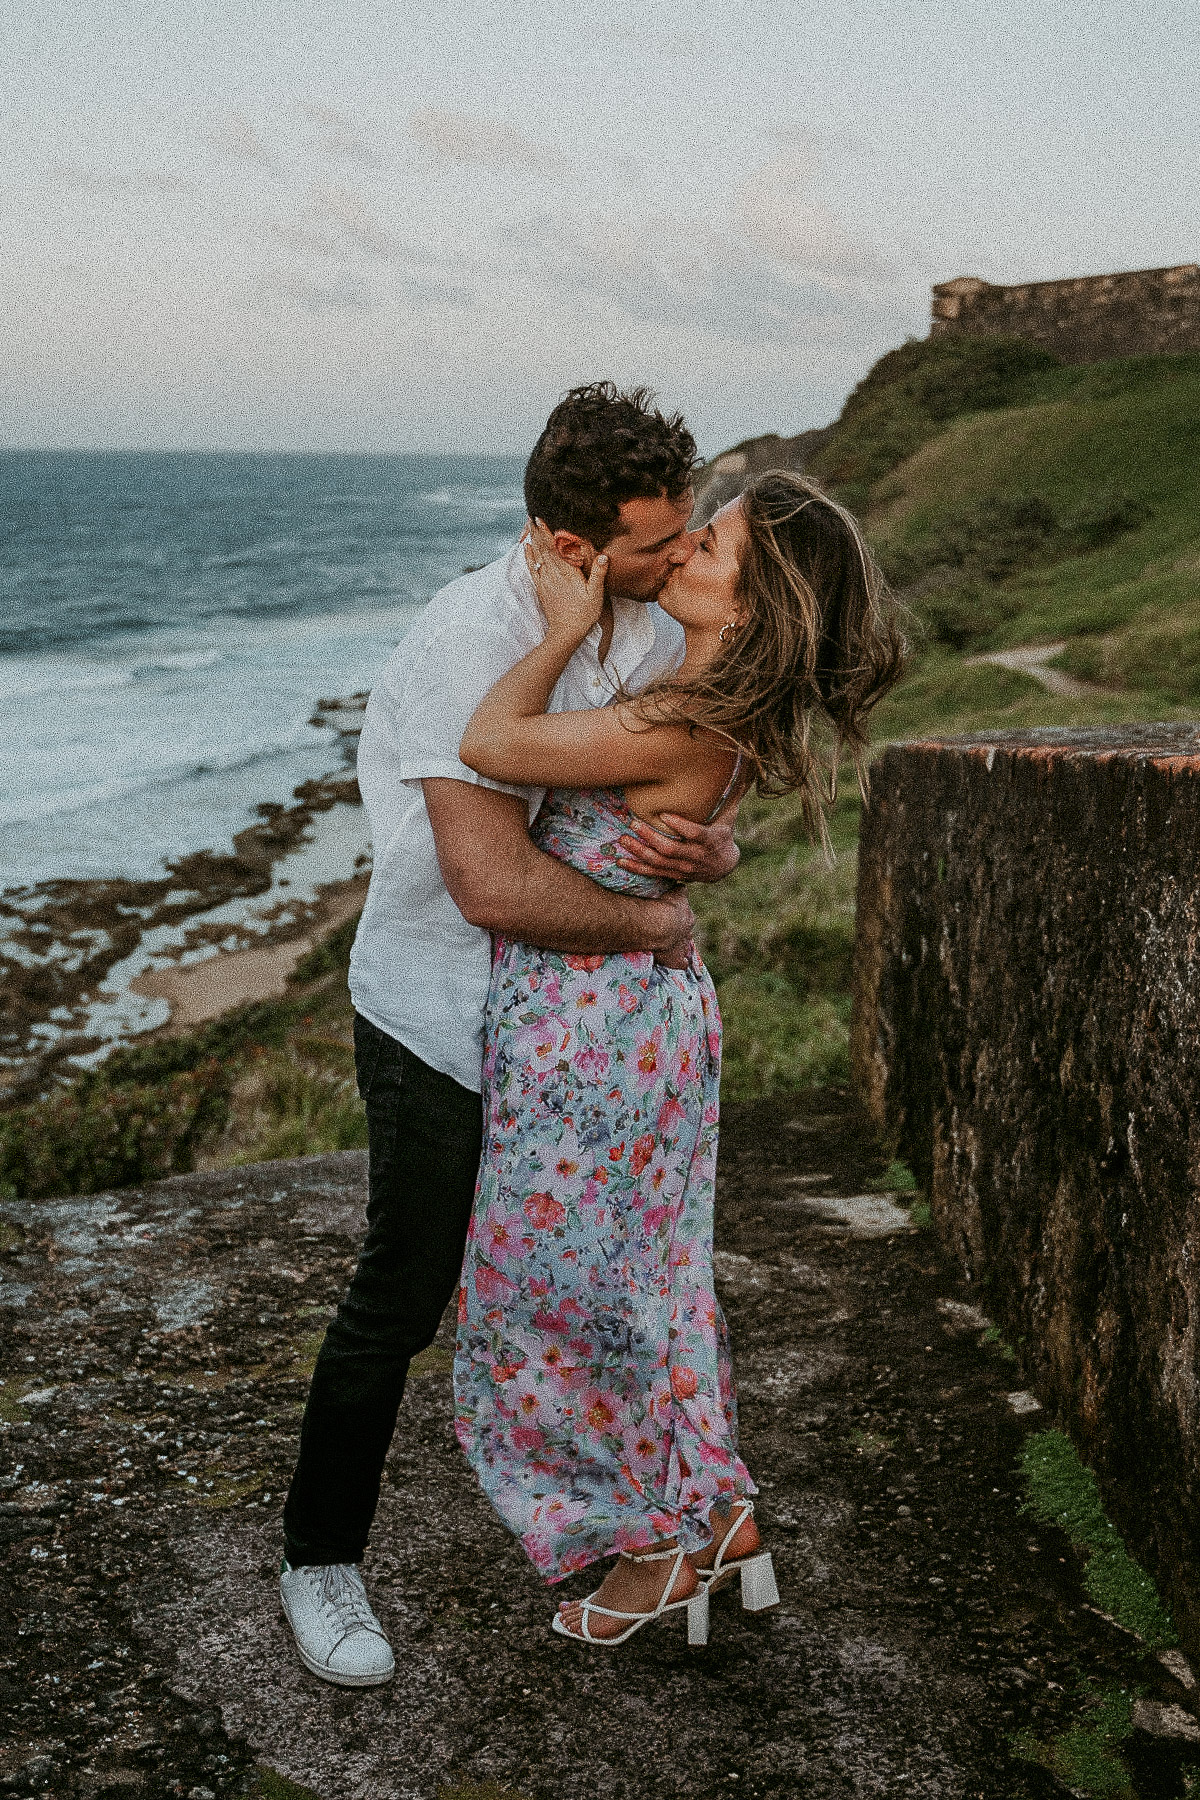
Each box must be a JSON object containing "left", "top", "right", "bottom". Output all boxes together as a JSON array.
[
  {"left": 552, "top": 1543, "right": 711, "bottom": 1648},
  {"left": 695, "top": 1499, "right": 780, "bottom": 1613}
]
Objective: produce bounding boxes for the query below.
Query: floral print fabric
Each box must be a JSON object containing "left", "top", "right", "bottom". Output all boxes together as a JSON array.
[{"left": 453, "top": 784, "right": 755, "bottom": 1582}]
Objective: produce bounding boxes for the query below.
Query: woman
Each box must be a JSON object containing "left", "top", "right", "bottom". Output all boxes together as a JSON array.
[{"left": 453, "top": 472, "right": 904, "bottom": 1646}]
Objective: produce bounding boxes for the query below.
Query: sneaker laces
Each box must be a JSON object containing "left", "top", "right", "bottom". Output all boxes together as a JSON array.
[{"left": 316, "top": 1564, "right": 380, "bottom": 1638}]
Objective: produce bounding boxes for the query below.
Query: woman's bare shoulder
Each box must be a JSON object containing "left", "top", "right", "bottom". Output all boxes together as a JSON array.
[{"left": 620, "top": 715, "right": 742, "bottom": 826}]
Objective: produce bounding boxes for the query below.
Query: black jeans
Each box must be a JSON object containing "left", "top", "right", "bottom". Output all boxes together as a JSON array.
[{"left": 282, "top": 1013, "right": 483, "bottom": 1566}]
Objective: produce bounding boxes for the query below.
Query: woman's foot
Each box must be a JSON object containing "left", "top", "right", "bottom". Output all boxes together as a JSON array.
[
  {"left": 690, "top": 1501, "right": 761, "bottom": 1579},
  {"left": 556, "top": 1539, "right": 699, "bottom": 1642}
]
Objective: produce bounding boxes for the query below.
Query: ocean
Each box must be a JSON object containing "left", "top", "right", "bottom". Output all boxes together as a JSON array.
[{"left": 1, "top": 451, "right": 526, "bottom": 889}]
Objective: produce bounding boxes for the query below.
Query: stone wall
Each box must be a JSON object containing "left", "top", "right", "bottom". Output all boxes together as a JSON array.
[
  {"left": 931, "top": 265, "right": 1200, "bottom": 363},
  {"left": 852, "top": 725, "right": 1200, "bottom": 1650}
]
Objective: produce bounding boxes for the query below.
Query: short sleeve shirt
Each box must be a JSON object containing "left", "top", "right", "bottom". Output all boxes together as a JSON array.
[{"left": 348, "top": 543, "right": 685, "bottom": 1092}]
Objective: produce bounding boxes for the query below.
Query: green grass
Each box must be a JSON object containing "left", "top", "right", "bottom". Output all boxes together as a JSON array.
[
  {"left": 859, "top": 349, "right": 1200, "bottom": 687},
  {"left": 1012, "top": 1679, "right": 1139, "bottom": 1799},
  {"left": 870, "top": 1159, "right": 918, "bottom": 1193},
  {"left": 1019, "top": 1428, "right": 1176, "bottom": 1646},
  {"left": 690, "top": 783, "right": 861, "bottom": 1100}
]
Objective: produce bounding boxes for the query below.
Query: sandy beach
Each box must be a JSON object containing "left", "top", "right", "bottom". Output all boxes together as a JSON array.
[{"left": 1, "top": 695, "right": 371, "bottom": 1093}]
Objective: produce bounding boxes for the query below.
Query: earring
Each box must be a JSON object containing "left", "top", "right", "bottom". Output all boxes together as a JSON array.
[{"left": 719, "top": 621, "right": 740, "bottom": 644}]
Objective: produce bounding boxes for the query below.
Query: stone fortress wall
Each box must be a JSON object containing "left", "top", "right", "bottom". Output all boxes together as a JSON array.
[{"left": 931, "top": 263, "right": 1200, "bottom": 363}]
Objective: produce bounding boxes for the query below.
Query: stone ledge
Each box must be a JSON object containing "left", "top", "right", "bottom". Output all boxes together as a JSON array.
[{"left": 853, "top": 724, "right": 1200, "bottom": 1653}]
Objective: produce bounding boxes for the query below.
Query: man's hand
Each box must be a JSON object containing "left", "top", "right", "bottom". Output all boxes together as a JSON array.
[
  {"left": 617, "top": 811, "right": 740, "bottom": 885},
  {"left": 652, "top": 889, "right": 696, "bottom": 969}
]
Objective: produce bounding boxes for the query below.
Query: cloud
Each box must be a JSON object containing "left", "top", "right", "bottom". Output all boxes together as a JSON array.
[
  {"left": 261, "top": 263, "right": 470, "bottom": 314},
  {"left": 206, "top": 110, "right": 273, "bottom": 168},
  {"left": 262, "top": 270, "right": 377, "bottom": 310},
  {"left": 521, "top": 207, "right": 894, "bottom": 347},
  {"left": 409, "top": 107, "right": 549, "bottom": 170},
  {"left": 301, "top": 102, "right": 380, "bottom": 167},
  {"left": 262, "top": 182, "right": 473, "bottom": 312},
  {"left": 271, "top": 183, "right": 400, "bottom": 259},
  {"left": 49, "top": 164, "right": 194, "bottom": 196},
  {"left": 732, "top": 151, "right": 888, "bottom": 280},
  {"left": 599, "top": 23, "right": 708, "bottom": 58}
]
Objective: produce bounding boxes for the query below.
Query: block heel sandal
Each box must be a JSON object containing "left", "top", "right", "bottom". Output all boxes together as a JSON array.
[
  {"left": 552, "top": 1543, "right": 710, "bottom": 1647},
  {"left": 696, "top": 1499, "right": 780, "bottom": 1613}
]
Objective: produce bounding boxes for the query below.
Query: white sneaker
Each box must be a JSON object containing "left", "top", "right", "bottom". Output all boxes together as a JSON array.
[{"left": 280, "top": 1560, "right": 396, "bottom": 1687}]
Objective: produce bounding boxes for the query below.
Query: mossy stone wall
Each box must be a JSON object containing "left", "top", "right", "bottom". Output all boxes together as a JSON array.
[{"left": 852, "top": 725, "right": 1200, "bottom": 1650}]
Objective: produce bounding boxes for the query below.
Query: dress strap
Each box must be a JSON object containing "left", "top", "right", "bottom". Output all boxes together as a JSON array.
[{"left": 705, "top": 747, "right": 745, "bottom": 824}]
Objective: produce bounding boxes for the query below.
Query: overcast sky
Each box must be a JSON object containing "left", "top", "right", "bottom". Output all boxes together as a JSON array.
[{"left": 3, "top": 0, "right": 1197, "bottom": 455}]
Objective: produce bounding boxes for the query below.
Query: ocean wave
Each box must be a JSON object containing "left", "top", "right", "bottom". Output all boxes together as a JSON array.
[
  {"left": 0, "top": 730, "right": 323, "bottom": 831},
  {"left": 420, "top": 486, "right": 525, "bottom": 515},
  {"left": 0, "top": 661, "right": 138, "bottom": 702},
  {"left": 131, "top": 649, "right": 225, "bottom": 675}
]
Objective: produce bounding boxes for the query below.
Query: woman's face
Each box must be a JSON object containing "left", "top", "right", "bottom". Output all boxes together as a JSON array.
[{"left": 656, "top": 499, "right": 748, "bottom": 634}]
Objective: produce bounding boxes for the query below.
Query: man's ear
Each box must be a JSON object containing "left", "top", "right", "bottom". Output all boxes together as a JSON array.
[{"left": 551, "top": 530, "right": 593, "bottom": 570}]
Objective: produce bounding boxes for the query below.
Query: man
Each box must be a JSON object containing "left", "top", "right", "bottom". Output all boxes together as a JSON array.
[{"left": 279, "top": 384, "right": 741, "bottom": 1684}]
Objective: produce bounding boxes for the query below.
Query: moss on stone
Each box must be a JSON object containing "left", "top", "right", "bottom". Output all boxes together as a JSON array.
[
  {"left": 1020, "top": 1429, "right": 1177, "bottom": 1646},
  {"left": 870, "top": 1158, "right": 917, "bottom": 1193},
  {"left": 250, "top": 1769, "right": 327, "bottom": 1800},
  {"left": 0, "top": 1375, "right": 38, "bottom": 1423},
  {"left": 438, "top": 1784, "right": 538, "bottom": 1800},
  {"left": 1012, "top": 1679, "right": 1139, "bottom": 1798}
]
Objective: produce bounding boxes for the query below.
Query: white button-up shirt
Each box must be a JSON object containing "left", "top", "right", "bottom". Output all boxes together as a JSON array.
[{"left": 348, "top": 543, "right": 685, "bottom": 1092}]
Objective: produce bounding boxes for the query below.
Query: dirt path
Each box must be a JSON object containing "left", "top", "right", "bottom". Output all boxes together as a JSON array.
[
  {"left": 2, "top": 1097, "right": 1195, "bottom": 1798},
  {"left": 964, "top": 642, "right": 1095, "bottom": 698}
]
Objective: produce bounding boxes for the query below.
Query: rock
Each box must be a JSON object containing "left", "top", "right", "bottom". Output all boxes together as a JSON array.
[
  {"left": 1132, "top": 1699, "right": 1200, "bottom": 1742},
  {"left": 1006, "top": 1392, "right": 1042, "bottom": 1416},
  {"left": 936, "top": 1298, "right": 992, "bottom": 1334},
  {"left": 4, "top": 1099, "right": 1188, "bottom": 1796},
  {"left": 1158, "top": 1647, "right": 1198, "bottom": 1690},
  {"left": 691, "top": 428, "right": 833, "bottom": 523}
]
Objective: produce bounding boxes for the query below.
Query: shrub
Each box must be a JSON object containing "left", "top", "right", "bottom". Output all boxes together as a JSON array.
[
  {"left": 903, "top": 574, "right": 1024, "bottom": 651},
  {"left": 0, "top": 1059, "right": 230, "bottom": 1200}
]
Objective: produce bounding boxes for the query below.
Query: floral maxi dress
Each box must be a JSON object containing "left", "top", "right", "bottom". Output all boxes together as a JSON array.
[{"left": 453, "top": 784, "right": 756, "bottom": 1581}]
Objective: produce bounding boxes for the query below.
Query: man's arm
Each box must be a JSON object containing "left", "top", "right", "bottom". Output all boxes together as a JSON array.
[{"left": 424, "top": 780, "right": 695, "bottom": 957}]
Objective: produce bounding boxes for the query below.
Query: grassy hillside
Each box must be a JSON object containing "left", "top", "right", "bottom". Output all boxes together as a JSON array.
[
  {"left": 3, "top": 338, "right": 1196, "bottom": 1193},
  {"left": 861, "top": 353, "right": 1200, "bottom": 696},
  {"left": 694, "top": 338, "right": 1200, "bottom": 1099}
]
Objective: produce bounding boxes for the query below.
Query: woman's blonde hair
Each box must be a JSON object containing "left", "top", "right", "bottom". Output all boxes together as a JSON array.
[{"left": 636, "top": 470, "right": 906, "bottom": 841}]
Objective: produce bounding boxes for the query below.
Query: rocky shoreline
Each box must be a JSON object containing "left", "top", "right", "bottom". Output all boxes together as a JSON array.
[{"left": 1, "top": 697, "right": 371, "bottom": 1100}]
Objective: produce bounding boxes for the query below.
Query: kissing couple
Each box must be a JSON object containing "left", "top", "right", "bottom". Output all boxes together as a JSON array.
[{"left": 277, "top": 382, "right": 904, "bottom": 1678}]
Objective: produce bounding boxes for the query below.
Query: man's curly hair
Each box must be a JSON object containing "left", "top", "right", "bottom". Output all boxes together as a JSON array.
[{"left": 524, "top": 382, "right": 700, "bottom": 547}]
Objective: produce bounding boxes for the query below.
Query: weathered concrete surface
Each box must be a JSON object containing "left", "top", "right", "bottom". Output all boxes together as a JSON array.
[
  {"left": 852, "top": 724, "right": 1200, "bottom": 1662},
  {"left": 4, "top": 1102, "right": 1199, "bottom": 1798}
]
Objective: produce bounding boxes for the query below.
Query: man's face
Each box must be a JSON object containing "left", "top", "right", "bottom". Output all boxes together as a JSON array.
[{"left": 598, "top": 491, "right": 697, "bottom": 601}]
